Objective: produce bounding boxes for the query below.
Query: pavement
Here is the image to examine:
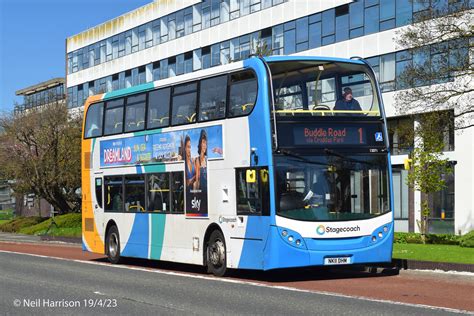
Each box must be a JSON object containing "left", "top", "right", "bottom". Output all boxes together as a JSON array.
[
  {"left": 1, "top": 250, "right": 472, "bottom": 315},
  {"left": 0, "top": 238, "right": 473, "bottom": 314}
]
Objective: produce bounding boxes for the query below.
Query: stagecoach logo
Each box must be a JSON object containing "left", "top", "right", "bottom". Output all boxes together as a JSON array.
[
  {"left": 317, "top": 225, "right": 361, "bottom": 235},
  {"left": 316, "top": 225, "right": 326, "bottom": 235},
  {"left": 219, "top": 216, "right": 237, "bottom": 224}
]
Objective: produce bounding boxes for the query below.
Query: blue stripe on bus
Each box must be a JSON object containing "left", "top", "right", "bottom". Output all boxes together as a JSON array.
[
  {"left": 237, "top": 58, "right": 274, "bottom": 269},
  {"left": 121, "top": 214, "right": 149, "bottom": 258},
  {"left": 103, "top": 82, "right": 155, "bottom": 101},
  {"left": 150, "top": 214, "right": 166, "bottom": 260}
]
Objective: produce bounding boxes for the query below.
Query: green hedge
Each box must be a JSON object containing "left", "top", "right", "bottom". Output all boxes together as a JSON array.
[
  {"left": 0, "top": 217, "right": 47, "bottom": 233},
  {"left": 394, "top": 232, "right": 474, "bottom": 247},
  {"left": 459, "top": 231, "right": 474, "bottom": 248}
]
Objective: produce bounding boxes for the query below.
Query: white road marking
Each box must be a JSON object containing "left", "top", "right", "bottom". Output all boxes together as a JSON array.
[{"left": 0, "top": 249, "right": 472, "bottom": 315}]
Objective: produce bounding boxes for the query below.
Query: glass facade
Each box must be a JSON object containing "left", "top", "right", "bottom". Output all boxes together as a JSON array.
[
  {"left": 67, "top": 0, "right": 286, "bottom": 75},
  {"left": 19, "top": 84, "right": 65, "bottom": 111},
  {"left": 67, "top": 1, "right": 471, "bottom": 108}
]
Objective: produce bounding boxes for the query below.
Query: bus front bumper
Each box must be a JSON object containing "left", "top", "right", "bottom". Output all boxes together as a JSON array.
[{"left": 263, "top": 224, "right": 393, "bottom": 270}]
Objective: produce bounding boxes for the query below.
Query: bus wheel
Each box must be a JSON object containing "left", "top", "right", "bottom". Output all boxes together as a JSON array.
[
  {"left": 106, "top": 225, "right": 121, "bottom": 264},
  {"left": 206, "top": 230, "right": 227, "bottom": 277}
]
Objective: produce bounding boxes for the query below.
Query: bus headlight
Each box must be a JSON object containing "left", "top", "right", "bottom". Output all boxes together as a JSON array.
[
  {"left": 372, "top": 236, "right": 377, "bottom": 242},
  {"left": 378, "top": 232, "right": 383, "bottom": 239},
  {"left": 277, "top": 226, "right": 307, "bottom": 249},
  {"left": 383, "top": 226, "right": 388, "bottom": 233}
]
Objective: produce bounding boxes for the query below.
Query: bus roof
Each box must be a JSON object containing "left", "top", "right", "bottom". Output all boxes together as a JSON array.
[{"left": 263, "top": 55, "right": 366, "bottom": 65}]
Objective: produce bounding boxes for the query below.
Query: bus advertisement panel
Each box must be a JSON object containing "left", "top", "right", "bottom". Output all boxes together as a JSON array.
[{"left": 100, "top": 125, "right": 223, "bottom": 217}]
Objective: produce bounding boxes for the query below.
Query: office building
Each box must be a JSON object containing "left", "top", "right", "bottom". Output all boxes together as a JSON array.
[{"left": 66, "top": 0, "right": 473, "bottom": 234}]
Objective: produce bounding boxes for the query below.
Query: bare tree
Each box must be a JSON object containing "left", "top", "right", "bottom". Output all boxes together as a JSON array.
[
  {"left": 0, "top": 102, "right": 82, "bottom": 213},
  {"left": 395, "top": 1, "right": 473, "bottom": 129}
]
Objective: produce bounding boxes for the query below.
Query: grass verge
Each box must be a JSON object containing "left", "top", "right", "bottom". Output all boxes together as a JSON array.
[
  {"left": 19, "top": 213, "right": 81, "bottom": 238},
  {"left": 393, "top": 243, "right": 474, "bottom": 264}
]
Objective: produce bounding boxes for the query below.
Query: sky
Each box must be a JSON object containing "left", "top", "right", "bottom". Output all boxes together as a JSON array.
[{"left": 0, "top": 0, "right": 152, "bottom": 112}]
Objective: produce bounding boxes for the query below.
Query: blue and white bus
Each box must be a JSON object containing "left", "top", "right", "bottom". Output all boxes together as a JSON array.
[{"left": 82, "top": 56, "right": 393, "bottom": 276}]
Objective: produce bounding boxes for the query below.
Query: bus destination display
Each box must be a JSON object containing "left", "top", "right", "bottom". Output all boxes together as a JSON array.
[
  {"left": 276, "top": 122, "right": 385, "bottom": 147},
  {"left": 294, "top": 126, "right": 366, "bottom": 145}
]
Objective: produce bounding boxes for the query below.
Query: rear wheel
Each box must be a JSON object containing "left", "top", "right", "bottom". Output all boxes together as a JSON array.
[
  {"left": 106, "top": 225, "right": 121, "bottom": 264},
  {"left": 206, "top": 230, "right": 227, "bottom": 277}
]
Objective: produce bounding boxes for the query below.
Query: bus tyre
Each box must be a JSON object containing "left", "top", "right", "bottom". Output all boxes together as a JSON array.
[
  {"left": 106, "top": 225, "right": 121, "bottom": 264},
  {"left": 206, "top": 230, "right": 227, "bottom": 277}
]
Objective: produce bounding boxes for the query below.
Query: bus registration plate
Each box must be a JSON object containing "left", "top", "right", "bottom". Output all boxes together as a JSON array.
[{"left": 324, "top": 257, "right": 351, "bottom": 265}]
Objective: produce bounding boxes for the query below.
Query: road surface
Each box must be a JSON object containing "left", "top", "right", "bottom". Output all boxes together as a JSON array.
[{"left": 0, "top": 241, "right": 473, "bottom": 315}]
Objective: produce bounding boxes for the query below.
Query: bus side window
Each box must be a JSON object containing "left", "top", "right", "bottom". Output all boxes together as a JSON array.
[
  {"left": 235, "top": 167, "right": 270, "bottom": 216},
  {"left": 124, "top": 175, "right": 146, "bottom": 212},
  {"left": 104, "top": 176, "right": 124, "bottom": 212},
  {"left": 125, "top": 93, "right": 146, "bottom": 132},
  {"left": 148, "top": 88, "right": 171, "bottom": 129},
  {"left": 95, "top": 178, "right": 103, "bottom": 209},
  {"left": 171, "top": 82, "right": 197, "bottom": 125},
  {"left": 171, "top": 172, "right": 184, "bottom": 213},
  {"left": 104, "top": 98, "right": 125, "bottom": 135},
  {"left": 147, "top": 173, "right": 170, "bottom": 212},
  {"left": 228, "top": 71, "right": 258, "bottom": 117},
  {"left": 84, "top": 102, "right": 104, "bottom": 138},
  {"left": 199, "top": 75, "right": 227, "bottom": 121}
]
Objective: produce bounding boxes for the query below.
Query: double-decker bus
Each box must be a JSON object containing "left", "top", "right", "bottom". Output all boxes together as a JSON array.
[{"left": 82, "top": 56, "right": 393, "bottom": 276}]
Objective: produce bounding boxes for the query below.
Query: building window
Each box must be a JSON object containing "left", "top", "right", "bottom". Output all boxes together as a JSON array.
[
  {"left": 427, "top": 171, "right": 455, "bottom": 234},
  {"left": 392, "top": 167, "right": 409, "bottom": 220},
  {"left": 387, "top": 116, "right": 414, "bottom": 155}
]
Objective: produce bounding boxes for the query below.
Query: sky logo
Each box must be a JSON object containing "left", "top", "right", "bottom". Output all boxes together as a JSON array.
[
  {"left": 316, "top": 225, "right": 325, "bottom": 235},
  {"left": 375, "top": 132, "right": 383, "bottom": 142}
]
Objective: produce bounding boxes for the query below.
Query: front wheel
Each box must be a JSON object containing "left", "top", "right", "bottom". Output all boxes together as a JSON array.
[
  {"left": 106, "top": 225, "right": 121, "bottom": 264},
  {"left": 206, "top": 230, "right": 227, "bottom": 277}
]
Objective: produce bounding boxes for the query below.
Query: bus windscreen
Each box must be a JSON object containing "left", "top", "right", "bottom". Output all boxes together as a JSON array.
[{"left": 269, "top": 60, "right": 381, "bottom": 117}]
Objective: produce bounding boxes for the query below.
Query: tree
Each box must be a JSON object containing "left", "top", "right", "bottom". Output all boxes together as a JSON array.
[
  {"left": 395, "top": 1, "right": 473, "bottom": 129},
  {"left": 406, "top": 111, "right": 453, "bottom": 242},
  {"left": 0, "top": 102, "right": 83, "bottom": 214}
]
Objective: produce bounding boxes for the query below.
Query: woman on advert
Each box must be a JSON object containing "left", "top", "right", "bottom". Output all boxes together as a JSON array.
[{"left": 194, "top": 130, "right": 207, "bottom": 190}]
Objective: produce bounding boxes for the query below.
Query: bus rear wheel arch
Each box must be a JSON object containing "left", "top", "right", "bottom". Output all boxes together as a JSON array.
[
  {"left": 204, "top": 227, "right": 227, "bottom": 277},
  {"left": 105, "top": 223, "right": 121, "bottom": 264}
]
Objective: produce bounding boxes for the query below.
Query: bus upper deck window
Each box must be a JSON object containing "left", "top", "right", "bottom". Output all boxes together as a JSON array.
[
  {"left": 125, "top": 93, "right": 146, "bottom": 132},
  {"left": 104, "top": 98, "right": 125, "bottom": 135},
  {"left": 228, "top": 71, "right": 257, "bottom": 117},
  {"left": 148, "top": 88, "right": 171, "bottom": 129},
  {"left": 84, "top": 102, "right": 104, "bottom": 138},
  {"left": 171, "top": 83, "right": 197, "bottom": 125},
  {"left": 199, "top": 75, "right": 227, "bottom": 121}
]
